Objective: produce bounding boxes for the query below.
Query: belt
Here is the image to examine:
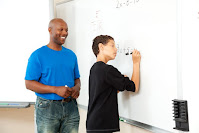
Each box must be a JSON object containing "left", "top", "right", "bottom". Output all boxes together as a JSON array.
[{"left": 53, "top": 98, "right": 73, "bottom": 103}]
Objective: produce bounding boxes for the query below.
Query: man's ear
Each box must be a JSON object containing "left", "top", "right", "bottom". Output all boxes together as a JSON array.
[
  {"left": 98, "top": 43, "right": 104, "bottom": 52},
  {"left": 48, "top": 27, "right": 52, "bottom": 33}
]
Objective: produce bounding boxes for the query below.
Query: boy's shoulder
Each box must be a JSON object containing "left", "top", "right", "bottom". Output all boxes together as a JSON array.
[{"left": 92, "top": 61, "right": 117, "bottom": 72}]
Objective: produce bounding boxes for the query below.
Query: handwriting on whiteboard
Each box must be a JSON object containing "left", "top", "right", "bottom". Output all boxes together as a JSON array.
[
  {"left": 90, "top": 10, "right": 103, "bottom": 33},
  {"left": 116, "top": 0, "right": 140, "bottom": 8},
  {"left": 116, "top": 44, "right": 134, "bottom": 55},
  {"left": 198, "top": 12, "right": 199, "bottom": 19}
]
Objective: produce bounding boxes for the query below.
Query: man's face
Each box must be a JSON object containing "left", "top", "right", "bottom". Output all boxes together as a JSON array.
[{"left": 51, "top": 20, "right": 68, "bottom": 45}]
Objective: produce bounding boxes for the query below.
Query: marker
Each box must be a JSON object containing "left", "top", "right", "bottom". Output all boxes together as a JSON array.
[
  {"left": 65, "top": 85, "right": 72, "bottom": 98},
  {"left": 0, "top": 103, "right": 8, "bottom": 105},
  {"left": 0, "top": 103, "right": 20, "bottom": 106},
  {"left": 119, "top": 117, "right": 127, "bottom": 122},
  {"left": 125, "top": 52, "right": 133, "bottom": 55},
  {"left": 8, "top": 103, "right": 20, "bottom": 105}
]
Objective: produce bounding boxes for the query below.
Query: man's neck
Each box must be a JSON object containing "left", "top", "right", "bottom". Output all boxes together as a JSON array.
[{"left": 47, "top": 43, "right": 62, "bottom": 51}]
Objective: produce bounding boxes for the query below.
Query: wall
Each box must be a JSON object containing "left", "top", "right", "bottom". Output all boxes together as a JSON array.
[
  {"left": 181, "top": 0, "right": 199, "bottom": 132},
  {"left": 0, "top": 0, "right": 50, "bottom": 102}
]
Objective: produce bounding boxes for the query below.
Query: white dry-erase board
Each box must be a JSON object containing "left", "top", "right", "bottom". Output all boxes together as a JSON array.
[
  {"left": 0, "top": 0, "right": 50, "bottom": 103},
  {"left": 56, "top": 0, "right": 178, "bottom": 132}
]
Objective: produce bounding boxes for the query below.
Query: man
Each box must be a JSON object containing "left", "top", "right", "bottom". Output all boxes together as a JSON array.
[{"left": 25, "top": 18, "right": 81, "bottom": 133}]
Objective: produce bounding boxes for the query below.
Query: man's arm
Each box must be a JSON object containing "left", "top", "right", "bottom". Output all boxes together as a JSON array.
[
  {"left": 25, "top": 80, "right": 72, "bottom": 98},
  {"left": 71, "top": 78, "right": 81, "bottom": 99}
]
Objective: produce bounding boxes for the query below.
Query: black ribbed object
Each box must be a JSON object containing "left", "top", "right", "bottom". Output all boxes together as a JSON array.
[{"left": 172, "top": 99, "right": 189, "bottom": 131}]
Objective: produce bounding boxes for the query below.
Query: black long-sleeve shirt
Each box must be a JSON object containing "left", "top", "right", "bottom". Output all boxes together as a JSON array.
[{"left": 86, "top": 61, "right": 135, "bottom": 133}]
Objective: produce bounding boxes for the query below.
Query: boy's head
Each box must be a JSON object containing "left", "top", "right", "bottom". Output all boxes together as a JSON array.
[{"left": 92, "top": 35, "right": 115, "bottom": 57}]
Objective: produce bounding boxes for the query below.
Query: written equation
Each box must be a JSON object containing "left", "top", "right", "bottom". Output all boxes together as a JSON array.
[
  {"left": 90, "top": 10, "right": 103, "bottom": 33},
  {"left": 116, "top": 0, "right": 140, "bottom": 8},
  {"left": 116, "top": 44, "right": 134, "bottom": 55}
]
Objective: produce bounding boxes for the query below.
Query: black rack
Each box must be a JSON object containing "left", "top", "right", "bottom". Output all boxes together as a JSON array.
[{"left": 172, "top": 99, "right": 189, "bottom": 131}]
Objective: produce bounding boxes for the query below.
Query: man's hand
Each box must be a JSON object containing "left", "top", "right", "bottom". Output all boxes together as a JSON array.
[
  {"left": 71, "top": 86, "right": 80, "bottom": 99},
  {"left": 55, "top": 86, "right": 72, "bottom": 98}
]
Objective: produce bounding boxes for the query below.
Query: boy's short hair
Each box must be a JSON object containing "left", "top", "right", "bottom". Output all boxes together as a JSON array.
[{"left": 92, "top": 35, "right": 114, "bottom": 57}]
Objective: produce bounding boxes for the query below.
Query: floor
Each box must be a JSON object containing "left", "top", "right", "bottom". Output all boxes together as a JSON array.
[{"left": 0, "top": 105, "right": 152, "bottom": 133}]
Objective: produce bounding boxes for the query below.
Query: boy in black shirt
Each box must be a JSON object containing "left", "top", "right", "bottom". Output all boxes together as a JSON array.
[{"left": 86, "top": 35, "right": 141, "bottom": 133}]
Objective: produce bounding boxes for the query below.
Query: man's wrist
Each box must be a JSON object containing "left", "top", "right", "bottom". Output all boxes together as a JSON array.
[
  {"left": 51, "top": 86, "right": 57, "bottom": 94},
  {"left": 75, "top": 84, "right": 80, "bottom": 91}
]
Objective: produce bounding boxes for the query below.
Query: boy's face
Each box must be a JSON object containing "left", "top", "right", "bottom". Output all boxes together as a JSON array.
[{"left": 101, "top": 40, "right": 117, "bottom": 60}]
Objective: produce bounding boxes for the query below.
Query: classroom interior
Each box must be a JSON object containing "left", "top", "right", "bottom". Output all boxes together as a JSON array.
[{"left": 1, "top": 0, "right": 199, "bottom": 133}]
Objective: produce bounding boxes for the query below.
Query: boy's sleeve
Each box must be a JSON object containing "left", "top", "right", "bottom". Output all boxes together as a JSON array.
[
  {"left": 25, "top": 53, "right": 41, "bottom": 81},
  {"left": 106, "top": 66, "right": 135, "bottom": 92}
]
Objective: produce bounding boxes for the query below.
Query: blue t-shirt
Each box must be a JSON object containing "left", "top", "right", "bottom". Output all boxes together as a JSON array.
[{"left": 25, "top": 45, "right": 80, "bottom": 100}]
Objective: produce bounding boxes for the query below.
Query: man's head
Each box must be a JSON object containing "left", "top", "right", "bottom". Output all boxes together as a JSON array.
[
  {"left": 48, "top": 18, "right": 68, "bottom": 45},
  {"left": 92, "top": 35, "right": 117, "bottom": 60}
]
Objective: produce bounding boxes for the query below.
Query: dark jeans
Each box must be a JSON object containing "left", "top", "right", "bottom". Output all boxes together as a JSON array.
[{"left": 35, "top": 96, "right": 80, "bottom": 133}]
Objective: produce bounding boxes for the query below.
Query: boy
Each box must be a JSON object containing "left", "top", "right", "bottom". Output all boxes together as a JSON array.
[{"left": 86, "top": 35, "right": 141, "bottom": 133}]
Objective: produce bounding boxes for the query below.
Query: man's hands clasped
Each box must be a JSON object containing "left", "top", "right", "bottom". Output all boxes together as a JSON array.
[{"left": 55, "top": 86, "right": 80, "bottom": 99}]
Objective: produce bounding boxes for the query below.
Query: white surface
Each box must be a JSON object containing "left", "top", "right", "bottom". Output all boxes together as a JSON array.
[
  {"left": 56, "top": 0, "right": 178, "bottom": 132},
  {"left": 181, "top": 0, "right": 199, "bottom": 132},
  {"left": 0, "top": 0, "right": 50, "bottom": 102}
]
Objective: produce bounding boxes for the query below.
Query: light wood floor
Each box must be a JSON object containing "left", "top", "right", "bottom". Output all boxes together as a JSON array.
[{"left": 0, "top": 105, "right": 152, "bottom": 133}]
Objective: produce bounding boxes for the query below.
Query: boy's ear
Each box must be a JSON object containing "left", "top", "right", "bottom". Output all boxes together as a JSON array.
[{"left": 98, "top": 43, "right": 104, "bottom": 52}]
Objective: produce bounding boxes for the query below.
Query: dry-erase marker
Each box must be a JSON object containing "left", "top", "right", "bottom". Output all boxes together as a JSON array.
[
  {"left": 0, "top": 103, "right": 8, "bottom": 105},
  {"left": 125, "top": 52, "right": 133, "bottom": 55},
  {"left": 8, "top": 103, "right": 20, "bottom": 105},
  {"left": 65, "top": 85, "right": 72, "bottom": 98},
  {"left": 119, "top": 117, "right": 127, "bottom": 122}
]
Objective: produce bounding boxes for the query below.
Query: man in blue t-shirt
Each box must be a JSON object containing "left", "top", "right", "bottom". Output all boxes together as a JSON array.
[{"left": 25, "top": 18, "right": 81, "bottom": 133}]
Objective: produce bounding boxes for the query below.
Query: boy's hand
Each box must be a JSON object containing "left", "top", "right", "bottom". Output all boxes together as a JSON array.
[{"left": 132, "top": 49, "right": 141, "bottom": 64}]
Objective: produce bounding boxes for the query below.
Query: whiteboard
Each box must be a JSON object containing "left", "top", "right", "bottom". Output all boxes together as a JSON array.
[
  {"left": 0, "top": 0, "right": 50, "bottom": 102},
  {"left": 56, "top": 0, "right": 178, "bottom": 132},
  {"left": 181, "top": 0, "right": 199, "bottom": 133}
]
